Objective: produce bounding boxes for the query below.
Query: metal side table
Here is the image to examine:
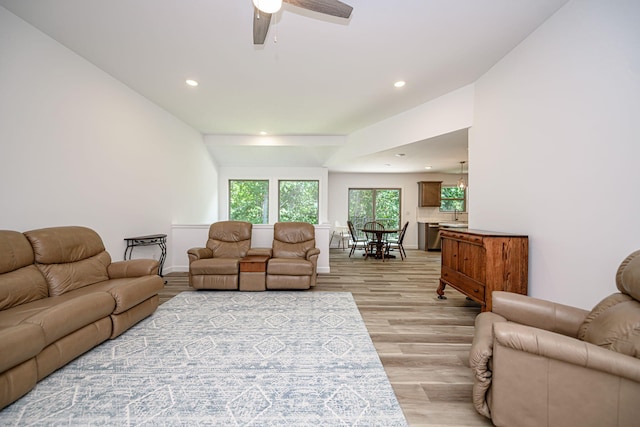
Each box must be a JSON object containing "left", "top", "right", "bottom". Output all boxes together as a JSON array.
[{"left": 124, "top": 234, "right": 167, "bottom": 276}]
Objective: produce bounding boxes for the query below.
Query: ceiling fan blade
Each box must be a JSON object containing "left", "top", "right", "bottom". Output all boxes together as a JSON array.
[
  {"left": 284, "top": 0, "right": 353, "bottom": 19},
  {"left": 253, "top": 7, "right": 272, "bottom": 45}
]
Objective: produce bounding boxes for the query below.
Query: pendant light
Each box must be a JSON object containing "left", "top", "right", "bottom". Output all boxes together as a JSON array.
[
  {"left": 253, "top": 0, "right": 283, "bottom": 14},
  {"left": 457, "top": 161, "right": 466, "bottom": 190}
]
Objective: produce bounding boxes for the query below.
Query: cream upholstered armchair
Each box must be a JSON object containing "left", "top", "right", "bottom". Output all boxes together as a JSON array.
[
  {"left": 265, "top": 222, "right": 320, "bottom": 290},
  {"left": 188, "top": 221, "right": 254, "bottom": 290},
  {"left": 469, "top": 250, "right": 640, "bottom": 427}
]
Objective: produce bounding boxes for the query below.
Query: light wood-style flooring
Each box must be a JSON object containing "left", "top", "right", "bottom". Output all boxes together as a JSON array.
[{"left": 160, "top": 248, "right": 492, "bottom": 426}]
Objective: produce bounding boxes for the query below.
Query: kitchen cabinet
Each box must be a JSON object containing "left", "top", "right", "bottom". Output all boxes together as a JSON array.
[
  {"left": 418, "top": 181, "right": 442, "bottom": 207},
  {"left": 437, "top": 229, "right": 528, "bottom": 312}
]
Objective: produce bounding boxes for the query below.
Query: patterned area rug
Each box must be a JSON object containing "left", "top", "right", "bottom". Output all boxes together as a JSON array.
[{"left": 1, "top": 292, "right": 407, "bottom": 426}]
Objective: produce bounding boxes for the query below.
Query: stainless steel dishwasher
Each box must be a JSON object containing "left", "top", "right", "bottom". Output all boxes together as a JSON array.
[{"left": 427, "top": 223, "right": 441, "bottom": 251}]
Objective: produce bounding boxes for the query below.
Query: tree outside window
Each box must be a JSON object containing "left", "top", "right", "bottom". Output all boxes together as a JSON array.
[
  {"left": 278, "top": 180, "right": 319, "bottom": 224},
  {"left": 440, "top": 186, "right": 466, "bottom": 212},
  {"left": 348, "top": 188, "right": 401, "bottom": 230},
  {"left": 229, "top": 180, "right": 269, "bottom": 224}
]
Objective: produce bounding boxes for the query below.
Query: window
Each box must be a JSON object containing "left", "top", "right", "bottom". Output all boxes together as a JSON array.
[
  {"left": 278, "top": 180, "right": 319, "bottom": 224},
  {"left": 348, "top": 188, "right": 401, "bottom": 230},
  {"left": 229, "top": 180, "right": 269, "bottom": 224},
  {"left": 440, "top": 186, "right": 466, "bottom": 212}
]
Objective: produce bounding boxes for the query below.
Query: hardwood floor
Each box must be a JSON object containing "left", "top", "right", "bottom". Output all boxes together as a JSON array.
[{"left": 160, "top": 248, "right": 492, "bottom": 426}]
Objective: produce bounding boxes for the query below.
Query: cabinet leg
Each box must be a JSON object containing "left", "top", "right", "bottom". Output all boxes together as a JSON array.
[{"left": 436, "top": 280, "right": 447, "bottom": 300}]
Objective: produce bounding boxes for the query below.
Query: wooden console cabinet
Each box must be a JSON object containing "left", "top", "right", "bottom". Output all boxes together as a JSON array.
[{"left": 437, "top": 229, "right": 528, "bottom": 312}]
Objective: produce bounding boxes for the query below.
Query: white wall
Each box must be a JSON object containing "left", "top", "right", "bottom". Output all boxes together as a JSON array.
[
  {"left": 328, "top": 172, "right": 467, "bottom": 249},
  {"left": 470, "top": 0, "right": 640, "bottom": 309},
  {"left": 0, "top": 7, "right": 218, "bottom": 262}
]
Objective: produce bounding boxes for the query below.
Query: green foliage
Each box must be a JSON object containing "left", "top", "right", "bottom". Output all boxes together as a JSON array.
[
  {"left": 375, "top": 190, "right": 400, "bottom": 229},
  {"left": 279, "top": 180, "right": 319, "bottom": 224},
  {"left": 348, "top": 188, "right": 400, "bottom": 230},
  {"left": 440, "top": 186, "right": 466, "bottom": 212},
  {"left": 229, "top": 180, "right": 269, "bottom": 224}
]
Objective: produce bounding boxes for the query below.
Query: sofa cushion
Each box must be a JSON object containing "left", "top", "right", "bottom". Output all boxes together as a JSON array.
[
  {"left": 272, "top": 222, "right": 316, "bottom": 259},
  {"left": 191, "top": 258, "right": 240, "bottom": 275},
  {"left": 0, "top": 231, "right": 48, "bottom": 310},
  {"left": 206, "top": 221, "right": 252, "bottom": 258},
  {"left": 25, "top": 226, "right": 106, "bottom": 264},
  {"left": 617, "top": 250, "right": 640, "bottom": 301},
  {"left": 25, "top": 226, "right": 112, "bottom": 296},
  {"left": 21, "top": 292, "right": 115, "bottom": 345},
  {"left": 578, "top": 293, "right": 640, "bottom": 358},
  {"left": 76, "top": 276, "right": 164, "bottom": 314},
  {"left": 267, "top": 258, "right": 313, "bottom": 276}
]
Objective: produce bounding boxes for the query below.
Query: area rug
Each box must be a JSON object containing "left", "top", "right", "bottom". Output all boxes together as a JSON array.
[{"left": 1, "top": 292, "right": 408, "bottom": 426}]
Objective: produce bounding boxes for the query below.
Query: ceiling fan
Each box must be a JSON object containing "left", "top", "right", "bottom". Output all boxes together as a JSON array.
[{"left": 252, "top": 0, "right": 353, "bottom": 45}]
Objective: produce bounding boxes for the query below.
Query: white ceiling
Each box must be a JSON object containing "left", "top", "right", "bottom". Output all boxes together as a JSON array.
[{"left": 0, "top": 0, "right": 568, "bottom": 173}]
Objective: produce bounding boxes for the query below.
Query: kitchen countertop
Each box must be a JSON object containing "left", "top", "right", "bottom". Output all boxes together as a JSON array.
[{"left": 417, "top": 219, "right": 469, "bottom": 228}]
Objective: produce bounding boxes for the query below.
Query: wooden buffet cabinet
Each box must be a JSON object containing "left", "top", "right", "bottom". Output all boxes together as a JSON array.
[{"left": 437, "top": 229, "right": 528, "bottom": 312}]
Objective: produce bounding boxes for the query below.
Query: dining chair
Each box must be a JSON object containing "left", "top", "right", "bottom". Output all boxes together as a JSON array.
[
  {"left": 347, "top": 220, "right": 368, "bottom": 257},
  {"left": 386, "top": 221, "right": 409, "bottom": 260},
  {"left": 329, "top": 220, "right": 350, "bottom": 250}
]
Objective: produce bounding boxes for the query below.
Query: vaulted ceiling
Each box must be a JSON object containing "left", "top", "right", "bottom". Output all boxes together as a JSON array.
[{"left": 0, "top": 0, "right": 568, "bottom": 172}]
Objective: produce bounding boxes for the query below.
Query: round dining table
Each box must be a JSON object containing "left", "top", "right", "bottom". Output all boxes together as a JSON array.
[{"left": 360, "top": 227, "right": 400, "bottom": 260}]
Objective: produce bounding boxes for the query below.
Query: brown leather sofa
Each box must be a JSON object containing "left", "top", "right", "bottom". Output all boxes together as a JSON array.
[
  {"left": 0, "top": 226, "right": 163, "bottom": 409},
  {"left": 266, "top": 222, "right": 320, "bottom": 290},
  {"left": 469, "top": 250, "right": 640, "bottom": 427}
]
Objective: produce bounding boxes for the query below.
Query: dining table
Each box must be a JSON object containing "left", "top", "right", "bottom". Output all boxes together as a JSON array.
[{"left": 360, "top": 227, "right": 400, "bottom": 260}]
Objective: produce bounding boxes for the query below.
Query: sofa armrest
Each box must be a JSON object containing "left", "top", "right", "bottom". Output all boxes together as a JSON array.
[
  {"left": 469, "top": 312, "right": 507, "bottom": 418},
  {"left": 108, "top": 259, "right": 159, "bottom": 278},
  {"left": 187, "top": 247, "right": 212, "bottom": 263},
  {"left": 0, "top": 324, "right": 46, "bottom": 373},
  {"left": 248, "top": 247, "right": 272, "bottom": 257},
  {"left": 492, "top": 291, "right": 589, "bottom": 338},
  {"left": 306, "top": 247, "right": 321, "bottom": 260},
  {"left": 494, "top": 321, "right": 640, "bottom": 382}
]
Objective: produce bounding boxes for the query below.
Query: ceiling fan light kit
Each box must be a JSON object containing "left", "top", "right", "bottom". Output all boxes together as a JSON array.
[{"left": 253, "top": 0, "right": 353, "bottom": 45}]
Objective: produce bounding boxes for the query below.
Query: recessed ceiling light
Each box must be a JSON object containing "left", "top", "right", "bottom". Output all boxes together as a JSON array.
[
  {"left": 395, "top": 153, "right": 405, "bottom": 157},
  {"left": 259, "top": 131, "right": 268, "bottom": 135},
  {"left": 424, "top": 166, "right": 432, "bottom": 170},
  {"left": 394, "top": 80, "right": 406, "bottom": 88},
  {"left": 185, "top": 79, "right": 199, "bottom": 87}
]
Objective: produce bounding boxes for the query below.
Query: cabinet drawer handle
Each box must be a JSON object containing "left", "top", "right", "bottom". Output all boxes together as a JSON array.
[
  {"left": 474, "top": 288, "right": 479, "bottom": 293},
  {"left": 463, "top": 257, "right": 469, "bottom": 260}
]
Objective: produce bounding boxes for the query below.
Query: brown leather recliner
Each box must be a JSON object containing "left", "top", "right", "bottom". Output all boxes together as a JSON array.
[
  {"left": 469, "top": 250, "right": 640, "bottom": 427},
  {"left": 266, "top": 222, "right": 320, "bottom": 290},
  {"left": 188, "top": 221, "right": 254, "bottom": 290}
]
